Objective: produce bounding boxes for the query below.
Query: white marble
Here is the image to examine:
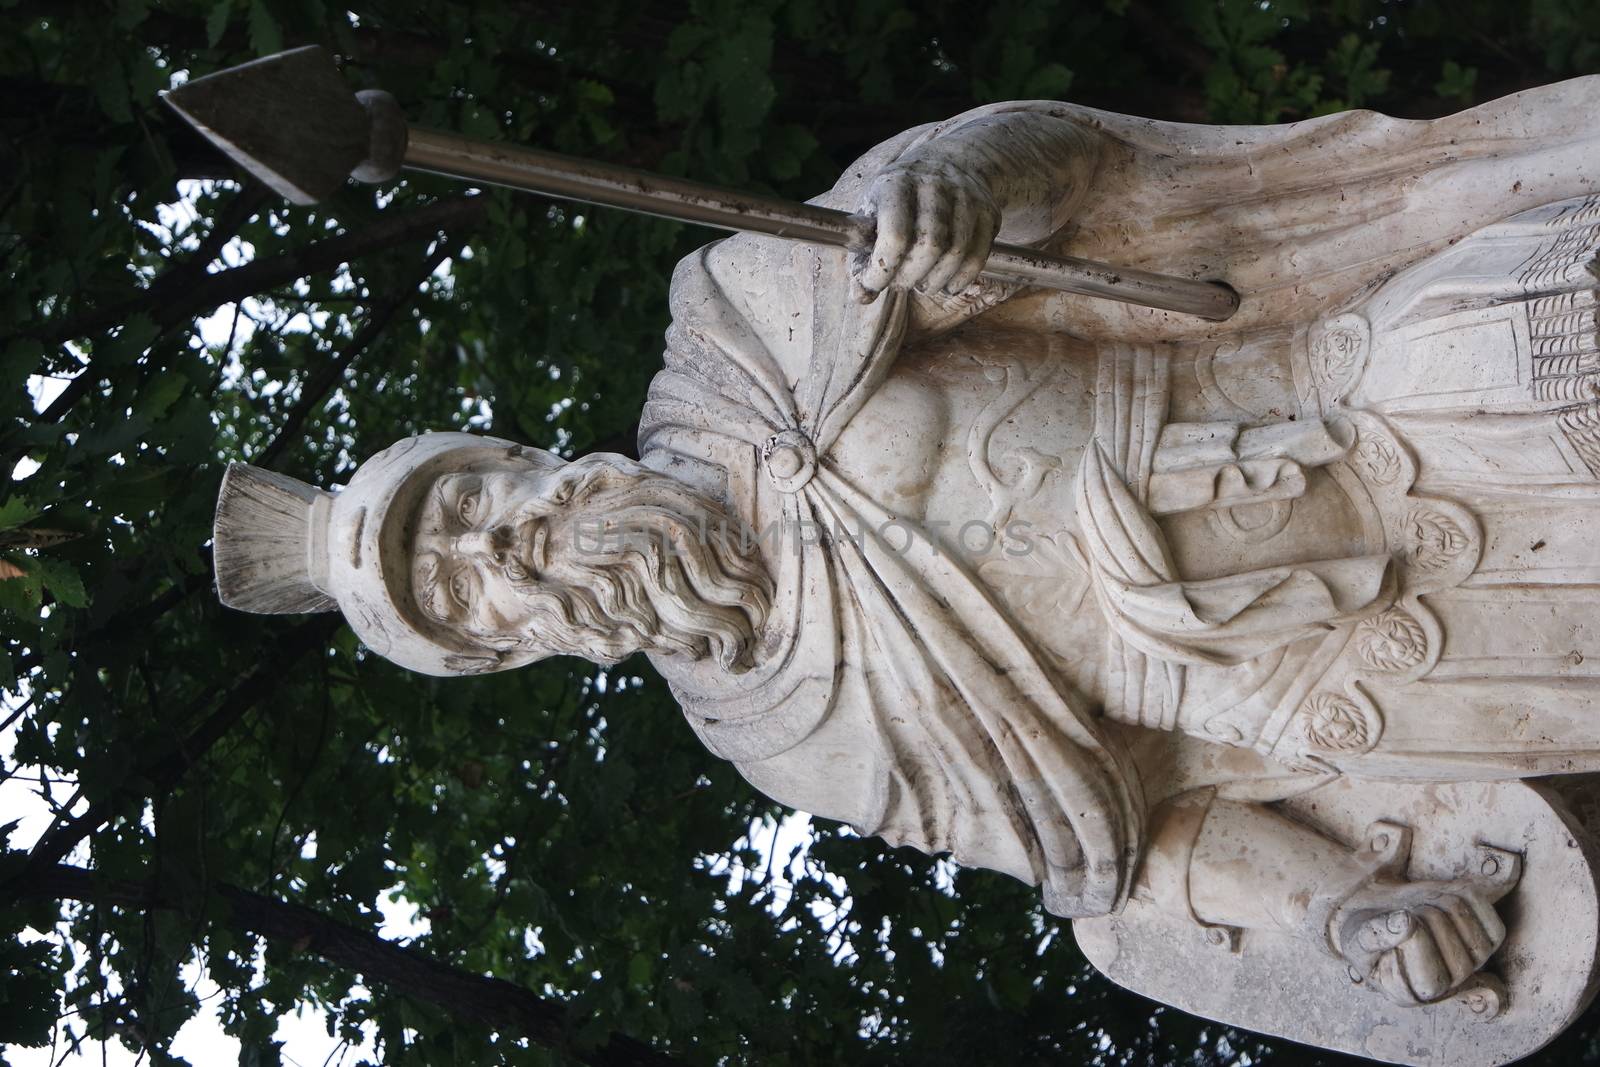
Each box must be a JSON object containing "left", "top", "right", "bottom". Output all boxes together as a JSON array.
[{"left": 214, "top": 77, "right": 1600, "bottom": 1063}]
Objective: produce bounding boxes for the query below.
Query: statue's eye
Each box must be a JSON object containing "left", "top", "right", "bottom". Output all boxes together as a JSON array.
[
  {"left": 457, "top": 490, "right": 483, "bottom": 525},
  {"left": 448, "top": 569, "right": 474, "bottom": 609}
]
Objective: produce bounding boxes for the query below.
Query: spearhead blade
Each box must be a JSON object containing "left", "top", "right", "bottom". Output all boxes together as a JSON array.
[{"left": 161, "top": 45, "right": 371, "bottom": 205}]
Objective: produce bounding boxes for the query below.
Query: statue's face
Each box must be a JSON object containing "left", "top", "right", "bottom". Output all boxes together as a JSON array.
[
  {"left": 411, "top": 465, "right": 567, "bottom": 635},
  {"left": 405, "top": 454, "right": 770, "bottom": 669}
]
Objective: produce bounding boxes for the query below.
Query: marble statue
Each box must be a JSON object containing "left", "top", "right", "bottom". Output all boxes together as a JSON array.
[{"left": 212, "top": 77, "right": 1600, "bottom": 1064}]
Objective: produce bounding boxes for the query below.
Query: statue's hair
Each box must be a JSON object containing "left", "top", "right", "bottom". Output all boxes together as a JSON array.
[
  {"left": 213, "top": 463, "right": 336, "bottom": 614},
  {"left": 437, "top": 458, "right": 771, "bottom": 670}
]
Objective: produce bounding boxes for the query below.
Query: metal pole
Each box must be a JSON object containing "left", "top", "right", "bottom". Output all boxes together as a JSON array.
[{"left": 404, "top": 129, "right": 1240, "bottom": 322}]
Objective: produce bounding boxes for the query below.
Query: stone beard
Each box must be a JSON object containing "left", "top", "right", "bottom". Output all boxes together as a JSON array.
[
  {"left": 410, "top": 456, "right": 771, "bottom": 671},
  {"left": 211, "top": 75, "right": 1600, "bottom": 1066}
]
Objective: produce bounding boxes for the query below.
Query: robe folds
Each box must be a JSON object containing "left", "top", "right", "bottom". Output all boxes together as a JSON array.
[{"left": 637, "top": 78, "right": 1600, "bottom": 918}]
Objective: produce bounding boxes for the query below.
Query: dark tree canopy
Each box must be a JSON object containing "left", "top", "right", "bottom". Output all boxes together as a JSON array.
[{"left": 3, "top": 1, "right": 1600, "bottom": 1064}]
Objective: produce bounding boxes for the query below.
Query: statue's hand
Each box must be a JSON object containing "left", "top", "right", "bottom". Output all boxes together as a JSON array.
[
  {"left": 850, "top": 157, "right": 1001, "bottom": 300},
  {"left": 1332, "top": 875, "right": 1510, "bottom": 1006}
]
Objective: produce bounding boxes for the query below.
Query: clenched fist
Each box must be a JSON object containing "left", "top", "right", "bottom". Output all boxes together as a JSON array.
[
  {"left": 1333, "top": 873, "right": 1512, "bottom": 1006},
  {"left": 850, "top": 158, "right": 1002, "bottom": 300}
]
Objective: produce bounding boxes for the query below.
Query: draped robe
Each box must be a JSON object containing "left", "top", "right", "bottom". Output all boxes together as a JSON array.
[{"left": 637, "top": 78, "right": 1600, "bottom": 918}]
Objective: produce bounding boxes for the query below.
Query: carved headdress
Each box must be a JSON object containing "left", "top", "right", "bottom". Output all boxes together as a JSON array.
[{"left": 213, "top": 432, "right": 559, "bottom": 676}]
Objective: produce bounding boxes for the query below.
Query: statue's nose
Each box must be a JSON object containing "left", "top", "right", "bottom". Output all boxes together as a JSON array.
[{"left": 454, "top": 528, "right": 509, "bottom": 559}]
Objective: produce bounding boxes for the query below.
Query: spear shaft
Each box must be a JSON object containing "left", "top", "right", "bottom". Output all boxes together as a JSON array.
[
  {"left": 404, "top": 128, "right": 1239, "bottom": 319},
  {"left": 163, "top": 46, "right": 1239, "bottom": 320}
]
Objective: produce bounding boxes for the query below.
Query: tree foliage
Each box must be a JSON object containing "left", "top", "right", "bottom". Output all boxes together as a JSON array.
[{"left": 3, "top": 1, "right": 1600, "bottom": 1064}]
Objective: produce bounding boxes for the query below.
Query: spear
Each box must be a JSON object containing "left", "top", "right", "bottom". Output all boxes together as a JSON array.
[{"left": 162, "top": 46, "right": 1239, "bottom": 321}]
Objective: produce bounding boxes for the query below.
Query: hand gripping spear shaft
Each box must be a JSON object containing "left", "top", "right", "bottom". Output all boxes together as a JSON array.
[{"left": 163, "top": 46, "right": 1239, "bottom": 321}]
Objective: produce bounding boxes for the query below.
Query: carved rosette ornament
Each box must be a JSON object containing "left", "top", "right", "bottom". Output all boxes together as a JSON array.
[
  {"left": 1301, "top": 692, "right": 1374, "bottom": 753},
  {"left": 1349, "top": 433, "right": 1405, "bottom": 488},
  {"left": 1309, "top": 313, "right": 1372, "bottom": 402},
  {"left": 1403, "top": 506, "right": 1474, "bottom": 574},
  {"left": 1335, "top": 412, "right": 1483, "bottom": 595},
  {"left": 1278, "top": 687, "right": 1385, "bottom": 767},
  {"left": 1354, "top": 609, "right": 1429, "bottom": 674}
]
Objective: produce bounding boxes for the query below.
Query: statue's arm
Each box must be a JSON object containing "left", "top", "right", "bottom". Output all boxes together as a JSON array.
[
  {"left": 849, "top": 109, "right": 1102, "bottom": 299},
  {"left": 1141, "top": 792, "right": 1517, "bottom": 1007}
]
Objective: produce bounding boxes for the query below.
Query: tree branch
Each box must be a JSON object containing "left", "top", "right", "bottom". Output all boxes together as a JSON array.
[
  {"left": 185, "top": 181, "right": 273, "bottom": 274},
  {"left": 19, "top": 864, "right": 684, "bottom": 1067},
  {"left": 27, "top": 196, "right": 487, "bottom": 350},
  {"left": 255, "top": 237, "right": 457, "bottom": 468},
  {"left": 4, "top": 617, "right": 340, "bottom": 898},
  {"left": 28, "top": 196, "right": 485, "bottom": 427}
]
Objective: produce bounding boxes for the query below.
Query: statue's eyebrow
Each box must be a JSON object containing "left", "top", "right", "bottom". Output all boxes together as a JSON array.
[
  {"left": 418, "top": 479, "right": 451, "bottom": 529},
  {"left": 426, "top": 473, "right": 488, "bottom": 529},
  {"left": 413, "top": 553, "right": 450, "bottom": 623}
]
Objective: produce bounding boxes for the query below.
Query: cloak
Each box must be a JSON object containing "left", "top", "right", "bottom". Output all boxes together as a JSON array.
[{"left": 637, "top": 78, "right": 1600, "bottom": 918}]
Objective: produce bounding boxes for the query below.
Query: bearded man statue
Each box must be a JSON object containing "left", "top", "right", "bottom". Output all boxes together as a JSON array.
[{"left": 215, "top": 76, "right": 1600, "bottom": 1064}]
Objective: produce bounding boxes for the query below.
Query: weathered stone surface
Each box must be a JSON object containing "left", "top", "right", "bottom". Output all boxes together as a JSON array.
[
  {"left": 212, "top": 76, "right": 1600, "bottom": 1062},
  {"left": 1077, "top": 779, "right": 1600, "bottom": 1065}
]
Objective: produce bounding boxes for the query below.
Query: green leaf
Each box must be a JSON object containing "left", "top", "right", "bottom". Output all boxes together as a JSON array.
[
  {"left": 763, "top": 124, "right": 818, "bottom": 182},
  {"left": 572, "top": 79, "right": 615, "bottom": 108},
  {"left": 91, "top": 59, "right": 133, "bottom": 123},
  {"left": 0, "top": 941, "right": 58, "bottom": 1048},
  {"left": 1021, "top": 62, "right": 1074, "bottom": 99},
  {"left": 99, "top": 312, "right": 160, "bottom": 369},
  {"left": 0, "top": 499, "right": 40, "bottom": 532},
  {"left": 114, "top": 0, "right": 150, "bottom": 30},
  {"left": 156, "top": 789, "right": 215, "bottom": 921},
  {"left": 34, "top": 558, "right": 87, "bottom": 609},
  {"left": 134, "top": 369, "right": 189, "bottom": 423},
  {"left": 247, "top": 0, "right": 282, "bottom": 56},
  {"left": 1436, "top": 59, "right": 1478, "bottom": 102},
  {"left": 627, "top": 950, "right": 654, "bottom": 987},
  {"left": 205, "top": 0, "right": 234, "bottom": 48}
]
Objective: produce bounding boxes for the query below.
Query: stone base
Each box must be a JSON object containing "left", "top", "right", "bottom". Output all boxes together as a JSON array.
[{"left": 1074, "top": 779, "right": 1600, "bottom": 1066}]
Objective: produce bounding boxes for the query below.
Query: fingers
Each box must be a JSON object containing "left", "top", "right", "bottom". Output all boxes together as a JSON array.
[
  {"left": 1412, "top": 905, "right": 1476, "bottom": 993},
  {"left": 851, "top": 162, "right": 1001, "bottom": 297},
  {"left": 1403, "top": 882, "right": 1506, "bottom": 963},
  {"left": 1389, "top": 937, "right": 1452, "bottom": 1004},
  {"left": 948, "top": 208, "right": 997, "bottom": 294},
  {"left": 1375, "top": 949, "right": 1416, "bottom": 1004},
  {"left": 1439, "top": 892, "right": 1502, "bottom": 963},
  {"left": 1367, "top": 916, "right": 1449, "bottom": 1006},
  {"left": 1355, "top": 909, "right": 1414, "bottom": 956},
  {"left": 894, "top": 180, "right": 951, "bottom": 292},
  {"left": 856, "top": 175, "right": 916, "bottom": 295},
  {"left": 921, "top": 192, "right": 975, "bottom": 294},
  {"left": 1371, "top": 893, "right": 1507, "bottom": 1006}
]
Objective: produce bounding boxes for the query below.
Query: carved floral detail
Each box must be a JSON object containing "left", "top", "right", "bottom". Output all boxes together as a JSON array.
[
  {"left": 1299, "top": 692, "right": 1372, "bottom": 753},
  {"left": 1351, "top": 434, "right": 1405, "bottom": 487},
  {"left": 978, "top": 532, "right": 1088, "bottom": 621},
  {"left": 1310, "top": 314, "right": 1371, "bottom": 397},
  {"left": 1403, "top": 507, "right": 1472, "bottom": 573},
  {"left": 962, "top": 352, "right": 1064, "bottom": 529},
  {"left": 1314, "top": 329, "right": 1363, "bottom": 379},
  {"left": 1354, "top": 610, "right": 1428, "bottom": 673}
]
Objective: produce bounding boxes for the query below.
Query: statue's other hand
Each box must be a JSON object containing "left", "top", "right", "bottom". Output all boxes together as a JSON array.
[
  {"left": 1334, "top": 878, "right": 1509, "bottom": 1006},
  {"left": 850, "top": 158, "right": 1001, "bottom": 300}
]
